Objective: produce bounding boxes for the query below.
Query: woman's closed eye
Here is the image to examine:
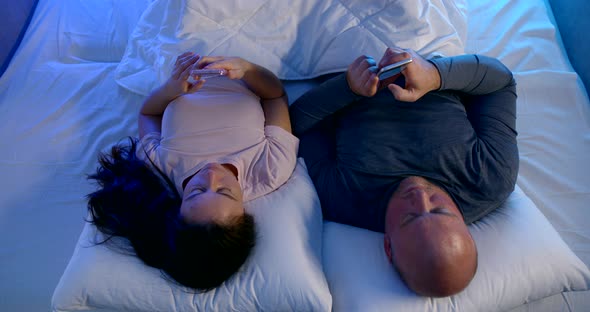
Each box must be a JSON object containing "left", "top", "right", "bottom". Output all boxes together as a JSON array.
[
  {"left": 186, "top": 186, "right": 237, "bottom": 201},
  {"left": 186, "top": 187, "right": 206, "bottom": 198},
  {"left": 217, "top": 187, "right": 237, "bottom": 200}
]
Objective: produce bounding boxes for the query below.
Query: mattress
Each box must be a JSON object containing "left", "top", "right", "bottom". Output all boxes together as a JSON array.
[{"left": 0, "top": 0, "right": 589, "bottom": 310}]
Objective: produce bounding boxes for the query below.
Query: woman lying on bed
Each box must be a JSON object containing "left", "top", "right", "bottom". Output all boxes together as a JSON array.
[{"left": 86, "top": 52, "right": 298, "bottom": 291}]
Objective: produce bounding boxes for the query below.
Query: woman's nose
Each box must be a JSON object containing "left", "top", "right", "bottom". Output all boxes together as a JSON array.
[{"left": 203, "top": 170, "right": 222, "bottom": 189}]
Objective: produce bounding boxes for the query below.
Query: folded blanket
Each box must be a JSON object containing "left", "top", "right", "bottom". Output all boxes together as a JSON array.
[{"left": 115, "top": 0, "right": 467, "bottom": 95}]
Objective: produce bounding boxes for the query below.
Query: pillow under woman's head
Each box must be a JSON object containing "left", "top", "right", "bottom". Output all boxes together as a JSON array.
[{"left": 85, "top": 138, "right": 257, "bottom": 292}]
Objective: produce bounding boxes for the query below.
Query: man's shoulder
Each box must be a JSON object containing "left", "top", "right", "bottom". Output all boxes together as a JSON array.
[
  {"left": 313, "top": 168, "right": 393, "bottom": 233},
  {"left": 452, "top": 175, "right": 517, "bottom": 224}
]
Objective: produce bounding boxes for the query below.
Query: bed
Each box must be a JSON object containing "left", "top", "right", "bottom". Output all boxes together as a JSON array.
[{"left": 0, "top": 0, "right": 589, "bottom": 311}]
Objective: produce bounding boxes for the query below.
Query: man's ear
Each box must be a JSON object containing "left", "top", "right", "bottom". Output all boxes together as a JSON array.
[{"left": 383, "top": 235, "right": 393, "bottom": 263}]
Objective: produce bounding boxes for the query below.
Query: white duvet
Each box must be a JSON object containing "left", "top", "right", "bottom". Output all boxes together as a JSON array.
[
  {"left": 1, "top": 0, "right": 588, "bottom": 310},
  {"left": 115, "top": 0, "right": 467, "bottom": 95}
]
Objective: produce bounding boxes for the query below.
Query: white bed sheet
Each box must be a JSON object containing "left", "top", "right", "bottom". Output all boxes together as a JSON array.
[
  {"left": 464, "top": 0, "right": 590, "bottom": 269},
  {"left": 469, "top": 0, "right": 590, "bottom": 307},
  {"left": 0, "top": 1, "right": 145, "bottom": 310},
  {"left": 457, "top": 0, "right": 590, "bottom": 308},
  {"left": 0, "top": 0, "right": 589, "bottom": 311}
]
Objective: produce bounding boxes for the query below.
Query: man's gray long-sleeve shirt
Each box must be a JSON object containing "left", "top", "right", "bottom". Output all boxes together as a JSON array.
[{"left": 289, "top": 55, "right": 519, "bottom": 233}]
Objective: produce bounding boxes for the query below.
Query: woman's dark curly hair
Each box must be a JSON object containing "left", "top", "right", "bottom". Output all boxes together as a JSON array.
[{"left": 86, "top": 137, "right": 256, "bottom": 291}]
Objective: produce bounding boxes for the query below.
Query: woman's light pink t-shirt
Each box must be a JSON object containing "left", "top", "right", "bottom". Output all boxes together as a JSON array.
[{"left": 138, "top": 78, "right": 299, "bottom": 201}]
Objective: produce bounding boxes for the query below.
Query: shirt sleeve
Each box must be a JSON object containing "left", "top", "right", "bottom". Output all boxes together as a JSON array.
[
  {"left": 430, "top": 54, "right": 516, "bottom": 96},
  {"left": 289, "top": 73, "right": 361, "bottom": 136},
  {"left": 430, "top": 55, "right": 517, "bottom": 145},
  {"left": 248, "top": 125, "right": 299, "bottom": 199},
  {"left": 431, "top": 55, "right": 519, "bottom": 221},
  {"left": 432, "top": 54, "right": 518, "bottom": 180}
]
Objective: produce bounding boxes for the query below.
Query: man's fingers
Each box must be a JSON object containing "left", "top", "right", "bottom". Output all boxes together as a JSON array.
[
  {"left": 385, "top": 46, "right": 409, "bottom": 56},
  {"left": 379, "top": 48, "right": 412, "bottom": 68},
  {"left": 388, "top": 84, "right": 414, "bottom": 102},
  {"left": 351, "top": 55, "right": 375, "bottom": 73},
  {"left": 363, "top": 75, "right": 379, "bottom": 96},
  {"left": 360, "top": 57, "right": 376, "bottom": 73},
  {"left": 359, "top": 66, "right": 373, "bottom": 83},
  {"left": 351, "top": 55, "right": 368, "bottom": 68},
  {"left": 388, "top": 84, "right": 403, "bottom": 101}
]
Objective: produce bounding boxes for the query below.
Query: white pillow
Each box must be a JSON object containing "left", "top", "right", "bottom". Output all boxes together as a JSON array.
[
  {"left": 322, "top": 185, "right": 590, "bottom": 311},
  {"left": 57, "top": 0, "right": 151, "bottom": 62},
  {"left": 51, "top": 159, "right": 332, "bottom": 311},
  {"left": 115, "top": 0, "right": 467, "bottom": 95}
]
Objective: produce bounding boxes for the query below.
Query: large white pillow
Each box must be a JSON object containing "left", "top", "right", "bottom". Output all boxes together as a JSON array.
[
  {"left": 322, "top": 185, "right": 590, "bottom": 311},
  {"left": 51, "top": 159, "right": 332, "bottom": 311},
  {"left": 57, "top": 0, "right": 152, "bottom": 62},
  {"left": 115, "top": 0, "right": 467, "bottom": 95}
]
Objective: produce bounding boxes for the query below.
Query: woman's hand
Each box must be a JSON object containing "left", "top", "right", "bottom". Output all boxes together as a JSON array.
[
  {"left": 195, "top": 56, "right": 254, "bottom": 80},
  {"left": 378, "top": 47, "right": 441, "bottom": 102},
  {"left": 161, "top": 52, "right": 205, "bottom": 100},
  {"left": 346, "top": 55, "right": 379, "bottom": 97}
]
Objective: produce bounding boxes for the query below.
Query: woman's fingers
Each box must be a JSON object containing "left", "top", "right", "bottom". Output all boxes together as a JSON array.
[
  {"left": 195, "top": 56, "right": 225, "bottom": 69},
  {"left": 174, "top": 54, "right": 200, "bottom": 79},
  {"left": 180, "top": 59, "right": 195, "bottom": 80},
  {"left": 188, "top": 79, "right": 206, "bottom": 93},
  {"left": 175, "top": 52, "right": 193, "bottom": 64}
]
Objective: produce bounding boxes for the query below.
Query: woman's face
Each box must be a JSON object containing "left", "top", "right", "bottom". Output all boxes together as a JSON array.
[{"left": 180, "top": 163, "right": 244, "bottom": 225}]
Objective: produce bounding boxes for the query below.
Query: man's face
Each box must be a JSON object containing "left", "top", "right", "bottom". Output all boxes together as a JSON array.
[
  {"left": 180, "top": 163, "right": 244, "bottom": 225},
  {"left": 384, "top": 176, "right": 462, "bottom": 237},
  {"left": 382, "top": 176, "right": 477, "bottom": 296}
]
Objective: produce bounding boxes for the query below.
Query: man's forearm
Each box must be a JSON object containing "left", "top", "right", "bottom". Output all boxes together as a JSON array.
[
  {"left": 430, "top": 54, "right": 514, "bottom": 95},
  {"left": 289, "top": 74, "right": 361, "bottom": 136}
]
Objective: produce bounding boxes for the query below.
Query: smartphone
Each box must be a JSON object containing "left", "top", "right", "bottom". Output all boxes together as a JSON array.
[
  {"left": 190, "top": 68, "right": 228, "bottom": 79},
  {"left": 377, "top": 58, "right": 412, "bottom": 80}
]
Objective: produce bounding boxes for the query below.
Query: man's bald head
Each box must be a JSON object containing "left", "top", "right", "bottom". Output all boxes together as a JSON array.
[
  {"left": 386, "top": 216, "right": 477, "bottom": 297},
  {"left": 384, "top": 176, "right": 477, "bottom": 297}
]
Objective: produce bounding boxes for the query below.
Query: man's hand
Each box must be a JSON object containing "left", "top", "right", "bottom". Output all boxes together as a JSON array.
[
  {"left": 161, "top": 52, "right": 205, "bottom": 100},
  {"left": 378, "top": 47, "right": 441, "bottom": 102},
  {"left": 346, "top": 55, "right": 380, "bottom": 97}
]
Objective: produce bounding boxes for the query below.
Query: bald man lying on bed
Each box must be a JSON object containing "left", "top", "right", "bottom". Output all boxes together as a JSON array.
[{"left": 289, "top": 47, "right": 518, "bottom": 297}]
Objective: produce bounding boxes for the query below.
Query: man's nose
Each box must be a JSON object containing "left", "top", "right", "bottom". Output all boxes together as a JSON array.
[{"left": 410, "top": 188, "right": 430, "bottom": 212}]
